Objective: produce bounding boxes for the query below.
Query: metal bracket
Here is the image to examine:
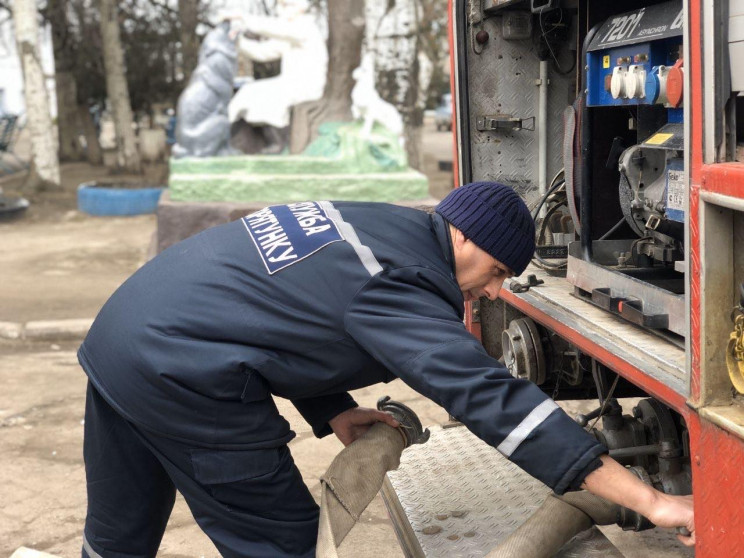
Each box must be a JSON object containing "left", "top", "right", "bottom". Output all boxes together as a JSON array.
[
  {"left": 510, "top": 274, "right": 545, "bottom": 294},
  {"left": 471, "top": 299, "right": 481, "bottom": 323},
  {"left": 476, "top": 114, "right": 535, "bottom": 132}
]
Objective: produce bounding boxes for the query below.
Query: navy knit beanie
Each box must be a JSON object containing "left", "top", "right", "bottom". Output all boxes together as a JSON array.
[{"left": 435, "top": 182, "right": 535, "bottom": 275}]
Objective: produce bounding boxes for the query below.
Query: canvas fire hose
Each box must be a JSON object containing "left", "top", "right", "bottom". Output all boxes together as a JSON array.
[
  {"left": 315, "top": 396, "right": 430, "bottom": 558},
  {"left": 485, "top": 491, "right": 621, "bottom": 558}
]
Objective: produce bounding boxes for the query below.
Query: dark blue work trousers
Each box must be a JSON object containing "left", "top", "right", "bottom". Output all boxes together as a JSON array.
[{"left": 82, "top": 383, "right": 319, "bottom": 558}]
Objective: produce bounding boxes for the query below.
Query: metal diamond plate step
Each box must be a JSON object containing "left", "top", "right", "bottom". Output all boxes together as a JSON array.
[{"left": 382, "top": 424, "right": 694, "bottom": 558}]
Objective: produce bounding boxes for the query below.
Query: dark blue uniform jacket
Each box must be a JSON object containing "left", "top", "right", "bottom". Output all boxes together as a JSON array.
[{"left": 78, "top": 201, "right": 606, "bottom": 494}]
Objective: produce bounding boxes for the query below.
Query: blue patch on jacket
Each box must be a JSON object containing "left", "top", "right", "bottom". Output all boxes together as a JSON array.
[{"left": 242, "top": 202, "right": 343, "bottom": 274}]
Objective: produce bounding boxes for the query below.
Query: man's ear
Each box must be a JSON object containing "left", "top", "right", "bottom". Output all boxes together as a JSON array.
[{"left": 452, "top": 228, "right": 467, "bottom": 251}]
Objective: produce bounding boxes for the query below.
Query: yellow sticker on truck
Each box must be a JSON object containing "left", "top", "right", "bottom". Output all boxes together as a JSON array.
[{"left": 645, "top": 133, "right": 673, "bottom": 145}]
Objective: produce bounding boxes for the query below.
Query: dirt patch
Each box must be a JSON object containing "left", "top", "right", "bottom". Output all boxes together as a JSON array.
[
  {"left": 0, "top": 213, "right": 155, "bottom": 322},
  {"left": 0, "top": 163, "right": 166, "bottom": 322}
]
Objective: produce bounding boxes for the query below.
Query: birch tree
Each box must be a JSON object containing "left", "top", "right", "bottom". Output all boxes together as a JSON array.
[
  {"left": 12, "top": 0, "right": 60, "bottom": 190},
  {"left": 370, "top": 0, "right": 426, "bottom": 170},
  {"left": 98, "top": 0, "right": 140, "bottom": 172}
]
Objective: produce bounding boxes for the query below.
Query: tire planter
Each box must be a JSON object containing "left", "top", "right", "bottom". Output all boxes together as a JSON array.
[{"left": 77, "top": 182, "right": 164, "bottom": 216}]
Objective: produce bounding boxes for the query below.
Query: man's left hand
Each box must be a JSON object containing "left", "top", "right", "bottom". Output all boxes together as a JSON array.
[{"left": 329, "top": 407, "right": 400, "bottom": 446}]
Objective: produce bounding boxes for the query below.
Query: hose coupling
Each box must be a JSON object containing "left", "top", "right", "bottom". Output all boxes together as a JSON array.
[{"left": 377, "top": 396, "right": 431, "bottom": 448}]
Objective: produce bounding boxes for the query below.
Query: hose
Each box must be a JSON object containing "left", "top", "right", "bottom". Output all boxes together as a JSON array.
[
  {"left": 485, "top": 491, "right": 620, "bottom": 558},
  {"left": 532, "top": 178, "right": 570, "bottom": 271},
  {"left": 316, "top": 398, "right": 429, "bottom": 557},
  {"left": 598, "top": 217, "right": 626, "bottom": 241},
  {"left": 316, "top": 422, "right": 407, "bottom": 556}
]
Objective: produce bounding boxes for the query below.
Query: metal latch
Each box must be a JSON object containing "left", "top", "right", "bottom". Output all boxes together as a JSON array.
[{"left": 476, "top": 114, "right": 535, "bottom": 132}]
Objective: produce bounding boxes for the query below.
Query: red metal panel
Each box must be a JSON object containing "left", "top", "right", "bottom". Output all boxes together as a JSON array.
[
  {"left": 701, "top": 163, "right": 744, "bottom": 197},
  {"left": 688, "top": 0, "right": 703, "bottom": 405},
  {"left": 450, "top": 0, "right": 474, "bottom": 340},
  {"left": 500, "top": 289, "right": 687, "bottom": 413},
  {"left": 689, "top": 183, "right": 701, "bottom": 403},
  {"left": 689, "top": 0, "right": 703, "bottom": 181},
  {"left": 688, "top": 414, "right": 744, "bottom": 555}
]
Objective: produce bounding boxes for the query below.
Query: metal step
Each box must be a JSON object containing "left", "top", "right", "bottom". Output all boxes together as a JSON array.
[{"left": 382, "top": 424, "right": 693, "bottom": 558}]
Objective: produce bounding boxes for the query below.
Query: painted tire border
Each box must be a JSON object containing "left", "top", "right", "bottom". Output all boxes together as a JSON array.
[{"left": 77, "top": 182, "right": 164, "bottom": 216}]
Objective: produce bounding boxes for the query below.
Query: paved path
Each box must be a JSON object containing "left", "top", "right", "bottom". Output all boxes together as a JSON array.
[{"left": 0, "top": 340, "right": 446, "bottom": 557}]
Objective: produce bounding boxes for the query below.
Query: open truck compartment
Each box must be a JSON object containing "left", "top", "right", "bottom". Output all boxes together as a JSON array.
[{"left": 383, "top": 0, "right": 744, "bottom": 555}]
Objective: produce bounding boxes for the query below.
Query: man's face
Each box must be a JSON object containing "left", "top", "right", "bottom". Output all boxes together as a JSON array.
[{"left": 451, "top": 227, "right": 514, "bottom": 302}]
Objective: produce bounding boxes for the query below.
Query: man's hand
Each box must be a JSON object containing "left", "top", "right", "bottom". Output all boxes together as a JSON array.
[
  {"left": 328, "top": 407, "right": 400, "bottom": 446},
  {"left": 581, "top": 455, "right": 695, "bottom": 547},
  {"left": 645, "top": 493, "right": 695, "bottom": 546}
]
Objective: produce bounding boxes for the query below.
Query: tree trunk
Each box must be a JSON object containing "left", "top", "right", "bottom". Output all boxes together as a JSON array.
[
  {"left": 55, "top": 71, "right": 87, "bottom": 161},
  {"left": 13, "top": 0, "right": 61, "bottom": 191},
  {"left": 402, "top": 52, "right": 424, "bottom": 171},
  {"left": 403, "top": 115, "right": 423, "bottom": 171},
  {"left": 98, "top": 0, "right": 141, "bottom": 173},
  {"left": 47, "top": 0, "right": 86, "bottom": 162},
  {"left": 289, "top": 0, "right": 364, "bottom": 153},
  {"left": 372, "top": 0, "right": 424, "bottom": 170},
  {"left": 79, "top": 104, "right": 103, "bottom": 165},
  {"left": 178, "top": 0, "right": 200, "bottom": 85},
  {"left": 407, "top": 49, "right": 433, "bottom": 171}
]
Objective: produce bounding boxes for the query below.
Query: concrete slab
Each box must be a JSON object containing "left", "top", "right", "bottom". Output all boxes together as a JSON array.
[
  {"left": 169, "top": 122, "right": 430, "bottom": 203},
  {"left": 24, "top": 319, "right": 93, "bottom": 341},
  {"left": 10, "top": 547, "right": 62, "bottom": 558},
  {"left": 0, "top": 321, "right": 23, "bottom": 339},
  {"left": 155, "top": 191, "right": 268, "bottom": 253},
  {"left": 171, "top": 153, "right": 405, "bottom": 175}
]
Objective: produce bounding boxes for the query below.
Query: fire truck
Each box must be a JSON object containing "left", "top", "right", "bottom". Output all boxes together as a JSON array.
[{"left": 381, "top": 0, "right": 744, "bottom": 556}]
